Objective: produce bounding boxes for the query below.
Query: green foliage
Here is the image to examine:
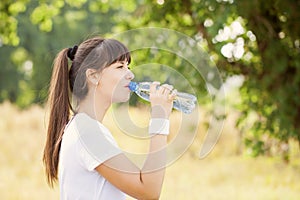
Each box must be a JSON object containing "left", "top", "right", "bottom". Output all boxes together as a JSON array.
[
  {"left": 0, "top": 0, "right": 299, "bottom": 159},
  {"left": 30, "top": 3, "right": 60, "bottom": 32},
  {"left": 234, "top": 0, "right": 300, "bottom": 158},
  {"left": 0, "top": 0, "right": 119, "bottom": 106},
  {"left": 115, "top": 0, "right": 300, "bottom": 159},
  {"left": 0, "top": 0, "right": 29, "bottom": 45}
]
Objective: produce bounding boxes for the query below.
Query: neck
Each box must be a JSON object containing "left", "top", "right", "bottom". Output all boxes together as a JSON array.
[{"left": 77, "top": 90, "right": 111, "bottom": 123}]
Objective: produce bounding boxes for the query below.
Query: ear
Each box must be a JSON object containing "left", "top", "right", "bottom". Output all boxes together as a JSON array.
[{"left": 86, "top": 69, "right": 100, "bottom": 85}]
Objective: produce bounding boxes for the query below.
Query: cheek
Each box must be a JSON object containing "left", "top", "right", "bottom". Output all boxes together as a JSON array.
[
  {"left": 98, "top": 69, "right": 127, "bottom": 100},
  {"left": 101, "top": 73, "right": 119, "bottom": 89},
  {"left": 100, "top": 76, "right": 122, "bottom": 97}
]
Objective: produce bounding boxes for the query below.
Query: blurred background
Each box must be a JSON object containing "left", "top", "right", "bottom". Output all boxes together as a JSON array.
[{"left": 0, "top": 0, "right": 300, "bottom": 199}]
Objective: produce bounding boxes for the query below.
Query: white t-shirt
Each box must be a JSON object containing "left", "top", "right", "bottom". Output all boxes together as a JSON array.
[{"left": 59, "top": 113, "right": 126, "bottom": 200}]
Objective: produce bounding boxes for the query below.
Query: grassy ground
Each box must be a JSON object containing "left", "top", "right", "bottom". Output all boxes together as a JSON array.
[{"left": 0, "top": 102, "right": 299, "bottom": 199}]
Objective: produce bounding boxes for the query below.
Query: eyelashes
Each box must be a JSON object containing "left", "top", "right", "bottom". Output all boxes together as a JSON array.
[{"left": 117, "top": 65, "right": 131, "bottom": 70}]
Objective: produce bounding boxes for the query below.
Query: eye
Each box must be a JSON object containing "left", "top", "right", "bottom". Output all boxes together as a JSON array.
[
  {"left": 117, "top": 64, "right": 131, "bottom": 70},
  {"left": 117, "top": 65, "right": 123, "bottom": 69}
]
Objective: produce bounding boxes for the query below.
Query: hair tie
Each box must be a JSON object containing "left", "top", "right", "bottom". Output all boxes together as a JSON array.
[{"left": 67, "top": 45, "right": 78, "bottom": 61}]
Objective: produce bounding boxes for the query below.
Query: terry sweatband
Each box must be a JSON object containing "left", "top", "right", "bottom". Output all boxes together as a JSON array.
[{"left": 148, "top": 118, "right": 170, "bottom": 135}]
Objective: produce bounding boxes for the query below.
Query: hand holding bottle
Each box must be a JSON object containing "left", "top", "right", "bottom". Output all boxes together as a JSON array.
[{"left": 149, "top": 82, "right": 176, "bottom": 119}]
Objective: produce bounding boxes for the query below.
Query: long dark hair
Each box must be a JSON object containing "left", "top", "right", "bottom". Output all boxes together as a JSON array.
[{"left": 43, "top": 37, "right": 131, "bottom": 186}]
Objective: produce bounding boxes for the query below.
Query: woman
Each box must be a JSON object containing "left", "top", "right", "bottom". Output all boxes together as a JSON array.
[{"left": 43, "top": 37, "right": 176, "bottom": 199}]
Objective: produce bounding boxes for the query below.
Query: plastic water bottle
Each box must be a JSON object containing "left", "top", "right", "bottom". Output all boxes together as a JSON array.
[{"left": 129, "top": 82, "right": 197, "bottom": 114}]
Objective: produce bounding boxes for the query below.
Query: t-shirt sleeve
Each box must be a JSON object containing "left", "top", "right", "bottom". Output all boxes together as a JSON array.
[{"left": 74, "top": 114, "right": 122, "bottom": 171}]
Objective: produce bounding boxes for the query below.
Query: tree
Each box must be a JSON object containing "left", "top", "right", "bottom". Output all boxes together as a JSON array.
[
  {"left": 0, "top": 0, "right": 120, "bottom": 106},
  {"left": 1, "top": 0, "right": 299, "bottom": 159},
  {"left": 111, "top": 0, "right": 300, "bottom": 159}
]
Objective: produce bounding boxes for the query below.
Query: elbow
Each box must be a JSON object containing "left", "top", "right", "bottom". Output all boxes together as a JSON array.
[
  {"left": 132, "top": 174, "right": 163, "bottom": 200},
  {"left": 149, "top": 194, "right": 161, "bottom": 200},
  {"left": 139, "top": 189, "right": 161, "bottom": 200},
  {"left": 138, "top": 195, "right": 160, "bottom": 200},
  {"left": 146, "top": 192, "right": 160, "bottom": 200},
  {"left": 133, "top": 186, "right": 161, "bottom": 200}
]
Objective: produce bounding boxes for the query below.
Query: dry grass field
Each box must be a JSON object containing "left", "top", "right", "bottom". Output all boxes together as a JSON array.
[{"left": 0, "top": 102, "right": 299, "bottom": 199}]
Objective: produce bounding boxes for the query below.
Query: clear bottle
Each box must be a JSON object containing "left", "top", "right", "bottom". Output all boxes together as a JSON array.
[{"left": 129, "top": 81, "right": 197, "bottom": 114}]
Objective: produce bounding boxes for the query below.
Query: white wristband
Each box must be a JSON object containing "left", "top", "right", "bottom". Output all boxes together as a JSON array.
[{"left": 148, "top": 118, "right": 170, "bottom": 135}]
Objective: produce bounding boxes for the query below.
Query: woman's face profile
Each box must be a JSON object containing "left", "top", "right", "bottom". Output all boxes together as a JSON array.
[{"left": 97, "top": 60, "right": 134, "bottom": 103}]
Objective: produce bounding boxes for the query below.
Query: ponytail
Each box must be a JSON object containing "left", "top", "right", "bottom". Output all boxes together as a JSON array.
[{"left": 43, "top": 48, "right": 72, "bottom": 186}]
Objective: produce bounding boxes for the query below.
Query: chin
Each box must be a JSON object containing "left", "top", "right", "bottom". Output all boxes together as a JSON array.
[
  {"left": 113, "top": 95, "right": 130, "bottom": 103},
  {"left": 121, "top": 96, "right": 130, "bottom": 102}
]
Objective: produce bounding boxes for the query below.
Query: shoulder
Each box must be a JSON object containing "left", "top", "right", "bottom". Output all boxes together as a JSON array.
[
  {"left": 72, "top": 113, "right": 120, "bottom": 152},
  {"left": 72, "top": 113, "right": 122, "bottom": 168},
  {"left": 73, "top": 113, "right": 99, "bottom": 128},
  {"left": 73, "top": 113, "right": 108, "bottom": 135}
]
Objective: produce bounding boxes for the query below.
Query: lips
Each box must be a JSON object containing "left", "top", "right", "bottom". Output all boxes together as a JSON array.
[{"left": 124, "top": 85, "right": 131, "bottom": 91}]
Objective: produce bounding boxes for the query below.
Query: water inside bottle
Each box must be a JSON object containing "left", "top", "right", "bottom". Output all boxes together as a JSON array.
[
  {"left": 129, "top": 81, "right": 197, "bottom": 114},
  {"left": 173, "top": 95, "right": 196, "bottom": 114}
]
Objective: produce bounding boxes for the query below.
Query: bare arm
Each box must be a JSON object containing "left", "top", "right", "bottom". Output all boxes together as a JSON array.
[
  {"left": 95, "top": 82, "right": 174, "bottom": 200},
  {"left": 96, "top": 134, "right": 167, "bottom": 200}
]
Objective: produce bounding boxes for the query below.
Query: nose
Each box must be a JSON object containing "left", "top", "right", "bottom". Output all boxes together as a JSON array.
[{"left": 126, "top": 69, "right": 135, "bottom": 80}]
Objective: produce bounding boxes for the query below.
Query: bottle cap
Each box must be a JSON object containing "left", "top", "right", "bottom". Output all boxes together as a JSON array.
[{"left": 129, "top": 82, "right": 138, "bottom": 92}]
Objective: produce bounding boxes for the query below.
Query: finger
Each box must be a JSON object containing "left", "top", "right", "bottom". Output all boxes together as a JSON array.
[
  {"left": 162, "top": 84, "right": 173, "bottom": 91},
  {"left": 150, "top": 81, "right": 160, "bottom": 94},
  {"left": 161, "top": 84, "right": 173, "bottom": 95},
  {"left": 156, "top": 83, "right": 167, "bottom": 95},
  {"left": 169, "top": 89, "right": 177, "bottom": 100},
  {"left": 171, "top": 89, "right": 177, "bottom": 96}
]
